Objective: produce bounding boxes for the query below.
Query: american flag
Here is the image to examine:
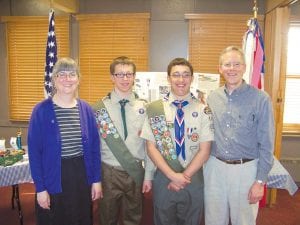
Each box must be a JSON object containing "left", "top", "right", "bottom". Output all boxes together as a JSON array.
[
  {"left": 44, "top": 10, "right": 57, "bottom": 98},
  {"left": 243, "top": 18, "right": 265, "bottom": 90}
]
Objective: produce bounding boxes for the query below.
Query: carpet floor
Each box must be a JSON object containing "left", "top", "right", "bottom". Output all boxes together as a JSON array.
[{"left": 0, "top": 183, "right": 299, "bottom": 225}]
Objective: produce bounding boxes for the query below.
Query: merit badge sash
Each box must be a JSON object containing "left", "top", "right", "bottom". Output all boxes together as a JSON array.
[
  {"left": 93, "top": 100, "right": 144, "bottom": 186},
  {"left": 146, "top": 99, "right": 184, "bottom": 172}
]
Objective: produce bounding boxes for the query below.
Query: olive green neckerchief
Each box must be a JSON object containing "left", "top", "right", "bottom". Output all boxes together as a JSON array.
[
  {"left": 146, "top": 99, "right": 184, "bottom": 173},
  {"left": 94, "top": 99, "right": 144, "bottom": 186}
]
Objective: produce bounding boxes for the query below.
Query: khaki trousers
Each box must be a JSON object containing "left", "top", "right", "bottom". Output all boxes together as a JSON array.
[
  {"left": 204, "top": 156, "right": 259, "bottom": 225},
  {"left": 99, "top": 162, "right": 143, "bottom": 225}
]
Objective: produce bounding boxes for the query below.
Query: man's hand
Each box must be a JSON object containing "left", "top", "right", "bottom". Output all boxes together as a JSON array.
[{"left": 248, "top": 181, "right": 265, "bottom": 204}]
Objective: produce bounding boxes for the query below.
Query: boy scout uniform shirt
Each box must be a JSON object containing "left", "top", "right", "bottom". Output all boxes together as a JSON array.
[
  {"left": 141, "top": 92, "right": 214, "bottom": 167},
  {"left": 99, "top": 91, "right": 154, "bottom": 181}
]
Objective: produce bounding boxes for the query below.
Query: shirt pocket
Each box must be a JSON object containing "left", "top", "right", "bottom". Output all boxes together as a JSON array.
[
  {"left": 233, "top": 110, "right": 257, "bottom": 139},
  {"left": 189, "top": 145, "right": 199, "bottom": 156},
  {"left": 130, "top": 108, "right": 146, "bottom": 131}
]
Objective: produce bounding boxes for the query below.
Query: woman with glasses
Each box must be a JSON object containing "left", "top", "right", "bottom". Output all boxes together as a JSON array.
[{"left": 28, "top": 57, "right": 102, "bottom": 225}]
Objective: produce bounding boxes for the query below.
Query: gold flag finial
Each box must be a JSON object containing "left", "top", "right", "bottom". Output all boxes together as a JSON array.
[{"left": 253, "top": 0, "right": 258, "bottom": 18}]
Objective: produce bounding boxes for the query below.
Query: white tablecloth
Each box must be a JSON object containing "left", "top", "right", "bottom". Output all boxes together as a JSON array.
[
  {"left": 0, "top": 156, "right": 32, "bottom": 187},
  {"left": 1, "top": 154, "right": 298, "bottom": 195}
]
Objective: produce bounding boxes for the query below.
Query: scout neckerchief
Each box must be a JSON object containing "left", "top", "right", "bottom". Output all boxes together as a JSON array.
[
  {"left": 93, "top": 93, "right": 144, "bottom": 186},
  {"left": 172, "top": 100, "right": 189, "bottom": 160},
  {"left": 146, "top": 96, "right": 185, "bottom": 172}
]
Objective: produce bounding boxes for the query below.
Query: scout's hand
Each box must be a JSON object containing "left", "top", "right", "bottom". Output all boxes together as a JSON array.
[
  {"left": 170, "top": 172, "right": 191, "bottom": 189},
  {"left": 142, "top": 180, "right": 152, "bottom": 193},
  {"left": 167, "top": 181, "right": 183, "bottom": 192}
]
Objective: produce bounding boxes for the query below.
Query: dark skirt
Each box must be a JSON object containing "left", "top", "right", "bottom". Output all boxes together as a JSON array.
[{"left": 35, "top": 156, "right": 92, "bottom": 225}]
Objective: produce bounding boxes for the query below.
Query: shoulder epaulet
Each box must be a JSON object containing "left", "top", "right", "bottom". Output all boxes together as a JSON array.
[
  {"left": 133, "top": 91, "right": 148, "bottom": 103},
  {"left": 102, "top": 92, "right": 111, "bottom": 101},
  {"left": 190, "top": 92, "right": 197, "bottom": 100},
  {"left": 138, "top": 98, "right": 148, "bottom": 103},
  {"left": 133, "top": 92, "right": 139, "bottom": 99},
  {"left": 147, "top": 99, "right": 161, "bottom": 108}
]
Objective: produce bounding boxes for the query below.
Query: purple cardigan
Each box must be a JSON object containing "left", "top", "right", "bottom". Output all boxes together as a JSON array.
[{"left": 28, "top": 98, "right": 101, "bottom": 194}]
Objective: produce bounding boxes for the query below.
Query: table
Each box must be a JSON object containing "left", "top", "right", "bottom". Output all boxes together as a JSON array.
[
  {"left": 0, "top": 155, "right": 32, "bottom": 225},
  {"left": 267, "top": 157, "right": 298, "bottom": 195}
]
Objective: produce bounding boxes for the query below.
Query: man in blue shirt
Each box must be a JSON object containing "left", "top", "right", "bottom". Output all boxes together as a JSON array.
[{"left": 204, "top": 46, "right": 275, "bottom": 225}]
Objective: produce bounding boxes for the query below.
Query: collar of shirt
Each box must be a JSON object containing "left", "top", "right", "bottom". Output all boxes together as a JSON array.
[
  {"left": 110, "top": 90, "right": 135, "bottom": 106},
  {"left": 224, "top": 80, "right": 249, "bottom": 96},
  {"left": 165, "top": 91, "right": 195, "bottom": 107}
]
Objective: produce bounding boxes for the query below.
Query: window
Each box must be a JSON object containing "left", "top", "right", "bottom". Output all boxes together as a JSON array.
[
  {"left": 185, "top": 14, "right": 264, "bottom": 86},
  {"left": 76, "top": 13, "right": 150, "bottom": 104},
  {"left": 283, "top": 17, "right": 300, "bottom": 133},
  {"left": 4, "top": 16, "right": 70, "bottom": 121},
  {"left": 4, "top": 13, "right": 148, "bottom": 121}
]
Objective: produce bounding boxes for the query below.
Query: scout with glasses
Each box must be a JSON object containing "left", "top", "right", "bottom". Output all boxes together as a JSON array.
[
  {"left": 204, "top": 46, "right": 275, "bottom": 225},
  {"left": 93, "top": 56, "right": 154, "bottom": 225},
  {"left": 140, "top": 58, "right": 213, "bottom": 225},
  {"left": 28, "top": 57, "right": 101, "bottom": 225}
]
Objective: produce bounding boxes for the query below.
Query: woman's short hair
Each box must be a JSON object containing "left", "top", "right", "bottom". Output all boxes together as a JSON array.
[{"left": 52, "top": 57, "right": 80, "bottom": 77}]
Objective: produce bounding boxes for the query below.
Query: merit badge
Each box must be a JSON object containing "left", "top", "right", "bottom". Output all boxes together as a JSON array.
[
  {"left": 167, "top": 122, "right": 174, "bottom": 129},
  {"left": 191, "top": 133, "right": 199, "bottom": 142},
  {"left": 192, "top": 112, "right": 198, "bottom": 117},
  {"left": 95, "top": 107, "right": 120, "bottom": 139},
  {"left": 149, "top": 114, "right": 177, "bottom": 161}
]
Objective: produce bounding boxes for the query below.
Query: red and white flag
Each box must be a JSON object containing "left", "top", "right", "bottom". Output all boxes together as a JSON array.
[
  {"left": 243, "top": 18, "right": 267, "bottom": 208},
  {"left": 243, "top": 18, "right": 265, "bottom": 90}
]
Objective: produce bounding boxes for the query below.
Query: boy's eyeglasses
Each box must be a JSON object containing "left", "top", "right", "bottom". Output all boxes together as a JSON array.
[
  {"left": 113, "top": 72, "right": 135, "bottom": 78},
  {"left": 170, "top": 73, "right": 192, "bottom": 79}
]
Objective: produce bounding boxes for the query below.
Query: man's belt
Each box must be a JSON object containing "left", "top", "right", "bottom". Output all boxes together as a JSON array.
[{"left": 216, "top": 157, "right": 254, "bottom": 164}]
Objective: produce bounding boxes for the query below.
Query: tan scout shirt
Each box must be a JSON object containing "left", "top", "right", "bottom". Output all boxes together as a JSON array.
[
  {"left": 141, "top": 92, "right": 214, "bottom": 168},
  {"left": 99, "top": 90, "right": 154, "bottom": 180}
]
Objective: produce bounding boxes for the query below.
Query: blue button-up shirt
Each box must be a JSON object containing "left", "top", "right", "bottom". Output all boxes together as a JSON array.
[{"left": 207, "top": 81, "right": 275, "bottom": 181}]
